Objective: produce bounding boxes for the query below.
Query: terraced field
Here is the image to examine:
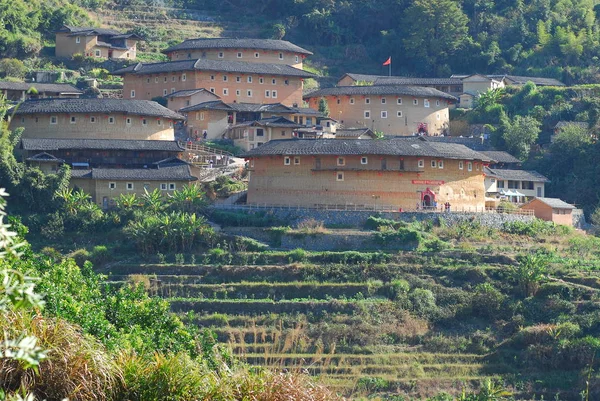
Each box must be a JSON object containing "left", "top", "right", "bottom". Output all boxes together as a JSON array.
[{"left": 103, "top": 244, "right": 600, "bottom": 400}]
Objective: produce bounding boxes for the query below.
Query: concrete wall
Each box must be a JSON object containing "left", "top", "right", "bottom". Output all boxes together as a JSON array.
[
  {"left": 55, "top": 33, "right": 136, "bottom": 59},
  {"left": 167, "top": 48, "right": 304, "bottom": 68},
  {"left": 247, "top": 155, "right": 487, "bottom": 211},
  {"left": 187, "top": 109, "right": 229, "bottom": 140},
  {"left": 306, "top": 94, "right": 450, "bottom": 136},
  {"left": 168, "top": 91, "right": 219, "bottom": 111},
  {"left": 521, "top": 200, "right": 573, "bottom": 226},
  {"left": 231, "top": 126, "right": 296, "bottom": 150},
  {"left": 462, "top": 77, "right": 504, "bottom": 94},
  {"left": 11, "top": 113, "right": 175, "bottom": 140},
  {"left": 123, "top": 70, "right": 304, "bottom": 106}
]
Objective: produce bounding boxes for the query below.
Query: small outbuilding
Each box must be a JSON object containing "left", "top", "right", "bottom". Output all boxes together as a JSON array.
[{"left": 520, "top": 197, "right": 575, "bottom": 226}]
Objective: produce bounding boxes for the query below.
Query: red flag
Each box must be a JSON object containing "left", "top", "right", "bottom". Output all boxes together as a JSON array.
[{"left": 383, "top": 56, "right": 391, "bottom": 66}]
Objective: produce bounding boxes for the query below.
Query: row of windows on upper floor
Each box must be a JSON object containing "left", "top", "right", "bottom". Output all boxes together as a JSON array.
[
  {"left": 363, "top": 110, "right": 443, "bottom": 120},
  {"left": 142, "top": 74, "right": 291, "bottom": 85},
  {"left": 22, "top": 115, "right": 172, "bottom": 128},
  {"left": 329, "top": 97, "right": 443, "bottom": 107},
  {"left": 495, "top": 180, "right": 537, "bottom": 190},
  {"left": 278, "top": 156, "right": 480, "bottom": 171},
  {"left": 173, "top": 50, "right": 300, "bottom": 63},
  {"left": 109, "top": 182, "right": 177, "bottom": 191}
]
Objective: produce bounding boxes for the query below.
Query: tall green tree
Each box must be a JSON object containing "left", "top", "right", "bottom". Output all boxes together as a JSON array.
[
  {"left": 502, "top": 115, "right": 541, "bottom": 160},
  {"left": 401, "top": 0, "right": 470, "bottom": 75}
]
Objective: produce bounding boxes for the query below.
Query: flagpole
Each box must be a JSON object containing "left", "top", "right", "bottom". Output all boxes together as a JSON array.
[{"left": 389, "top": 57, "right": 391, "bottom": 77}]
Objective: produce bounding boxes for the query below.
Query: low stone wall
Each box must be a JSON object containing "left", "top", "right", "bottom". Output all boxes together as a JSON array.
[
  {"left": 572, "top": 209, "right": 588, "bottom": 230},
  {"left": 215, "top": 206, "right": 535, "bottom": 230}
]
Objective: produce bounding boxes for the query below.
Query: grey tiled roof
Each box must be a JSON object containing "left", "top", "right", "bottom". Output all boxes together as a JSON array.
[
  {"left": 335, "top": 128, "right": 376, "bottom": 138},
  {"left": 57, "top": 25, "right": 123, "bottom": 36},
  {"left": 374, "top": 77, "right": 463, "bottom": 86},
  {"left": 180, "top": 101, "right": 321, "bottom": 116},
  {"left": 232, "top": 116, "right": 303, "bottom": 128},
  {"left": 11, "top": 99, "right": 184, "bottom": 120},
  {"left": 0, "top": 81, "right": 82, "bottom": 93},
  {"left": 530, "top": 197, "right": 575, "bottom": 209},
  {"left": 480, "top": 151, "right": 521, "bottom": 164},
  {"left": 419, "top": 136, "right": 493, "bottom": 151},
  {"left": 501, "top": 75, "right": 565, "bottom": 86},
  {"left": 163, "top": 38, "right": 312, "bottom": 55},
  {"left": 90, "top": 165, "right": 196, "bottom": 181},
  {"left": 243, "top": 137, "right": 492, "bottom": 161},
  {"left": 485, "top": 167, "right": 549, "bottom": 182},
  {"left": 21, "top": 138, "right": 184, "bottom": 152},
  {"left": 339, "top": 73, "right": 385, "bottom": 83},
  {"left": 166, "top": 89, "right": 218, "bottom": 98},
  {"left": 304, "top": 85, "right": 457, "bottom": 101},
  {"left": 26, "top": 152, "right": 64, "bottom": 162},
  {"left": 112, "top": 59, "right": 315, "bottom": 78}
]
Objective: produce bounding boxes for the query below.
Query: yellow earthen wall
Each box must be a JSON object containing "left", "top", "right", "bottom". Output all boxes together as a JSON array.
[
  {"left": 12, "top": 113, "right": 175, "bottom": 140},
  {"left": 306, "top": 94, "right": 450, "bottom": 136},
  {"left": 122, "top": 71, "right": 304, "bottom": 106},
  {"left": 247, "top": 155, "right": 486, "bottom": 210}
]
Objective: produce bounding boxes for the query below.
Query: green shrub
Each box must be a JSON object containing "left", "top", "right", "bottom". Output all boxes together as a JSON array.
[
  {"left": 233, "top": 236, "right": 269, "bottom": 252},
  {"left": 472, "top": 283, "right": 505, "bottom": 319},
  {"left": 40, "top": 212, "right": 64, "bottom": 240},
  {"left": 374, "top": 226, "right": 421, "bottom": 245},
  {"left": 210, "top": 210, "right": 284, "bottom": 227},
  {"left": 356, "top": 376, "right": 391, "bottom": 392},
  {"left": 90, "top": 245, "right": 111, "bottom": 265},
  {"left": 289, "top": 248, "right": 307, "bottom": 262},
  {"left": 503, "top": 219, "right": 573, "bottom": 237},
  {"left": 70, "top": 248, "right": 90, "bottom": 267},
  {"left": 410, "top": 288, "right": 438, "bottom": 318},
  {"left": 365, "top": 216, "right": 406, "bottom": 230}
]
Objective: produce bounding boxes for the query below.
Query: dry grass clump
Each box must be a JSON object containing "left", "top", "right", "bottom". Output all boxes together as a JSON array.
[
  {"left": 0, "top": 310, "right": 122, "bottom": 401},
  {"left": 296, "top": 219, "right": 327, "bottom": 234}
]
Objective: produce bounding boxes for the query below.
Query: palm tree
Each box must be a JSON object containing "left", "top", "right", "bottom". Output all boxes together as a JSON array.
[
  {"left": 168, "top": 184, "right": 207, "bottom": 212},
  {"left": 512, "top": 253, "right": 549, "bottom": 297},
  {"left": 141, "top": 188, "right": 166, "bottom": 214}
]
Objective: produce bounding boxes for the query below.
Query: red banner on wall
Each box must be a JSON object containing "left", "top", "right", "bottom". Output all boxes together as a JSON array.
[{"left": 411, "top": 180, "right": 445, "bottom": 185}]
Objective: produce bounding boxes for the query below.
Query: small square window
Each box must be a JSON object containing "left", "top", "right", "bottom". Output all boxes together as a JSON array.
[
  {"left": 431, "top": 160, "right": 437, "bottom": 168},
  {"left": 381, "top": 98, "right": 386, "bottom": 104},
  {"left": 75, "top": 36, "right": 81, "bottom": 43},
  {"left": 155, "top": 77, "right": 159, "bottom": 83},
  {"left": 397, "top": 111, "right": 403, "bottom": 118},
  {"left": 284, "top": 80, "right": 289, "bottom": 85},
  {"left": 223, "top": 75, "right": 228, "bottom": 82},
  {"left": 436, "top": 113, "right": 441, "bottom": 120},
  {"left": 236, "top": 76, "right": 241, "bottom": 83},
  {"left": 381, "top": 111, "right": 388, "bottom": 118},
  {"left": 247, "top": 76, "right": 253, "bottom": 83},
  {"left": 350, "top": 98, "right": 355, "bottom": 104},
  {"left": 210, "top": 75, "right": 215, "bottom": 81},
  {"left": 337, "top": 157, "right": 345, "bottom": 166},
  {"left": 255, "top": 52, "right": 260, "bottom": 58},
  {"left": 164, "top": 76, "right": 168, "bottom": 82},
  {"left": 459, "top": 161, "right": 464, "bottom": 170},
  {"left": 163, "top": 89, "right": 168, "bottom": 96},
  {"left": 130, "top": 90, "right": 135, "bottom": 98},
  {"left": 126, "top": 182, "right": 134, "bottom": 190},
  {"left": 108, "top": 117, "right": 115, "bottom": 124},
  {"left": 218, "top": 52, "right": 224, "bottom": 58},
  {"left": 361, "top": 157, "right": 368, "bottom": 165},
  {"left": 397, "top": 98, "right": 402, "bottom": 105},
  {"left": 169, "top": 183, "right": 176, "bottom": 190},
  {"left": 223, "top": 88, "right": 229, "bottom": 95},
  {"left": 279, "top": 53, "right": 283, "bottom": 60},
  {"left": 265, "top": 90, "right": 270, "bottom": 98},
  {"left": 182, "top": 73, "right": 186, "bottom": 81},
  {"left": 294, "top": 157, "right": 300, "bottom": 165},
  {"left": 210, "top": 88, "right": 215, "bottom": 93},
  {"left": 157, "top": 119, "right": 162, "bottom": 125},
  {"left": 468, "top": 162, "right": 473, "bottom": 171},
  {"left": 172, "top": 76, "right": 176, "bottom": 82},
  {"left": 272, "top": 79, "right": 276, "bottom": 85},
  {"left": 50, "top": 116, "right": 58, "bottom": 124},
  {"left": 142, "top": 118, "right": 147, "bottom": 125},
  {"left": 436, "top": 100, "right": 440, "bottom": 106},
  {"left": 272, "top": 90, "right": 277, "bottom": 98},
  {"left": 413, "top": 99, "right": 418, "bottom": 105},
  {"left": 126, "top": 118, "right": 131, "bottom": 125},
  {"left": 424, "top": 99, "right": 430, "bottom": 108},
  {"left": 295, "top": 55, "right": 299, "bottom": 63},
  {"left": 109, "top": 182, "right": 116, "bottom": 190},
  {"left": 247, "top": 90, "right": 252, "bottom": 97},
  {"left": 284, "top": 156, "right": 291, "bottom": 165},
  {"left": 95, "top": 50, "right": 101, "bottom": 57},
  {"left": 365, "top": 98, "right": 370, "bottom": 104},
  {"left": 20, "top": 117, "right": 24, "bottom": 123},
  {"left": 146, "top": 78, "right": 150, "bottom": 83},
  {"left": 237, "top": 52, "right": 242, "bottom": 58},
  {"left": 259, "top": 77, "right": 264, "bottom": 84},
  {"left": 90, "top": 116, "right": 96, "bottom": 123},
  {"left": 364, "top": 111, "right": 370, "bottom": 119},
  {"left": 418, "top": 159, "right": 424, "bottom": 168},
  {"left": 70, "top": 116, "right": 76, "bottom": 124},
  {"left": 337, "top": 99, "right": 341, "bottom": 104},
  {"left": 160, "top": 183, "right": 167, "bottom": 190},
  {"left": 236, "top": 89, "right": 241, "bottom": 96},
  {"left": 438, "top": 160, "right": 444, "bottom": 169},
  {"left": 336, "top": 172, "right": 344, "bottom": 181},
  {"left": 171, "top": 88, "right": 175, "bottom": 94},
  {"left": 200, "top": 112, "right": 205, "bottom": 121}
]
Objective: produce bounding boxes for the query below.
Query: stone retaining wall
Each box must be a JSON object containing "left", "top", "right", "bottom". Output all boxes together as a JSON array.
[{"left": 215, "top": 207, "right": 535, "bottom": 229}]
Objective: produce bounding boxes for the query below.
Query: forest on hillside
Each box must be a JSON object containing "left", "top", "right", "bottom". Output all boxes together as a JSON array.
[{"left": 3, "top": 0, "right": 600, "bottom": 82}]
